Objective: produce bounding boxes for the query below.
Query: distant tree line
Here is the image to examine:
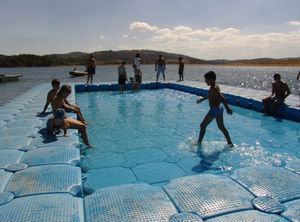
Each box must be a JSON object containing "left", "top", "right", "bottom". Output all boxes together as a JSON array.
[{"left": 0, "top": 54, "right": 85, "bottom": 67}]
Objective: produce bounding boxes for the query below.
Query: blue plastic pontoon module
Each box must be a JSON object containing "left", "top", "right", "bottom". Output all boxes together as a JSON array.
[
  {"left": 206, "top": 210, "right": 288, "bottom": 222},
  {"left": 0, "top": 194, "right": 84, "bottom": 222},
  {"left": 281, "top": 199, "right": 300, "bottom": 222},
  {"left": 22, "top": 146, "right": 80, "bottom": 167},
  {"left": 4, "top": 164, "right": 82, "bottom": 197},
  {"left": 0, "top": 150, "right": 24, "bottom": 169},
  {"left": 164, "top": 174, "right": 254, "bottom": 219},
  {"left": 285, "top": 159, "right": 300, "bottom": 175},
  {"left": 0, "top": 137, "right": 33, "bottom": 150},
  {"left": 230, "top": 166, "right": 300, "bottom": 203},
  {"left": 0, "top": 170, "right": 12, "bottom": 192},
  {"left": 84, "top": 183, "right": 177, "bottom": 222},
  {"left": 0, "top": 127, "right": 38, "bottom": 137}
]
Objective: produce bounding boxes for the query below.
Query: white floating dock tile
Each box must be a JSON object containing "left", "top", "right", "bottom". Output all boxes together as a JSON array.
[
  {"left": 285, "top": 159, "right": 300, "bottom": 175},
  {"left": 5, "top": 165, "right": 82, "bottom": 197},
  {"left": 0, "top": 194, "right": 84, "bottom": 222},
  {"left": 252, "top": 196, "right": 284, "bottom": 214},
  {"left": 0, "top": 192, "right": 14, "bottom": 205},
  {"left": 0, "top": 114, "right": 14, "bottom": 122},
  {"left": 31, "top": 132, "right": 80, "bottom": 147},
  {"left": 0, "top": 127, "right": 38, "bottom": 137},
  {"left": 0, "top": 137, "right": 33, "bottom": 150},
  {"left": 230, "top": 166, "right": 300, "bottom": 202},
  {"left": 0, "top": 170, "right": 12, "bottom": 192},
  {"left": 281, "top": 199, "right": 300, "bottom": 222},
  {"left": 84, "top": 183, "right": 177, "bottom": 222},
  {"left": 6, "top": 119, "right": 43, "bottom": 128},
  {"left": 169, "top": 213, "right": 203, "bottom": 222},
  {"left": 0, "top": 150, "right": 24, "bottom": 169},
  {"left": 14, "top": 113, "right": 44, "bottom": 120},
  {"left": 22, "top": 146, "right": 80, "bottom": 167},
  {"left": 164, "top": 174, "right": 254, "bottom": 219},
  {"left": 206, "top": 210, "right": 288, "bottom": 221}
]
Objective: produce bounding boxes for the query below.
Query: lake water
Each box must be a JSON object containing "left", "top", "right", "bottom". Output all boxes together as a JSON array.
[{"left": 0, "top": 65, "right": 299, "bottom": 105}]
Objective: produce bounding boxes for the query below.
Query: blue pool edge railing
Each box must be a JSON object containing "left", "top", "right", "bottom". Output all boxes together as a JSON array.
[{"left": 75, "top": 82, "right": 300, "bottom": 122}]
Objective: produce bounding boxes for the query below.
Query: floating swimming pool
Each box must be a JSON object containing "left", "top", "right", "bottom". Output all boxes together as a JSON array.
[
  {"left": 0, "top": 82, "right": 299, "bottom": 221},
  {"left": 76, "top": 88, "right": 300, "bottom": 192}
]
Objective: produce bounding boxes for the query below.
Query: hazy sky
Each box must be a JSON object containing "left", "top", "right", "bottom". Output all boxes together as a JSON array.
[{"left": 1, "top": 0, "right": 300, "bottom": 59}]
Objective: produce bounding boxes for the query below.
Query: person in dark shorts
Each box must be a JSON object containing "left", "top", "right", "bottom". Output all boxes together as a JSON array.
[
  {"left": 85, "top": 54, "right": 96, "bottom": 84},
  {"left": 178, "top": 57, "right": 184, "bottom": 81},
  {"left": 196, "top": 71, "right": 233, "bottom": 147},
  {"left": 262, "top": 73, "right": 290, "bottom": 115},
  {"left": 155, "top": 54, "right": 166, "bottom": 82},
  {"left": 118, "top": 61, "right": 127, "bottom": 94},
  {"left": 133, "top": 64, "right": 142, "bottom": 91}
]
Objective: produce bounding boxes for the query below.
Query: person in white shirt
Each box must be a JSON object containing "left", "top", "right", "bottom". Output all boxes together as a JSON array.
[{"left": 134, "top": 53, "right": 142, "bottom": 70}]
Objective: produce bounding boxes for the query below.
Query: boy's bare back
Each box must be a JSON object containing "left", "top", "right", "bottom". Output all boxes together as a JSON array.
[{"left": 208, "top": 85, "right": 222, "bottom": 106}]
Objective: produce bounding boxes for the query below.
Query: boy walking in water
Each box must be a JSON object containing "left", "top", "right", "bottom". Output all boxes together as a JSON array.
[{"left": 197, "top": 71, "right": 233, "bottom": 147}]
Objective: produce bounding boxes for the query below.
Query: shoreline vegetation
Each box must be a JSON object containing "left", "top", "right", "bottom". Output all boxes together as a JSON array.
[{"left": 0, "top": 50, "right": 300, "bottom": 67}]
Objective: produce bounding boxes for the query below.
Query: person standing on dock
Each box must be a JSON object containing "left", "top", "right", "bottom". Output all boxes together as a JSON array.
[
  {"left": 118, "top": 61, "right": 127, "bottom": 94},
  {"left": 178, "top": 57, "right": 184, "bottom": 81},
  {"left": 262, "top": 73, "right": 290, "bottom": 115},
  {"left": 155, "top": 54, "right": 166, "bottom": 82},
  {"left": 86, "top": 54, "right": 96, "bottom": 84},
  {"left": 297, "top": 70, "right": 300, "bottom": 107},
  {"left": 134, "top": 53, "right": 143, "bottom": 71}
]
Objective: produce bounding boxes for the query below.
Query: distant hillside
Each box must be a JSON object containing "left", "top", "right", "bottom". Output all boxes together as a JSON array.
[{"left": 0, "top": 50, "right": 300, "bottom": 67}]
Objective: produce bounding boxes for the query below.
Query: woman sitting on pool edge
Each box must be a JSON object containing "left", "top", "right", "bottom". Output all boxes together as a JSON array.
[{"left": 47, "top": 108, "right": 96, "bottom": 148}]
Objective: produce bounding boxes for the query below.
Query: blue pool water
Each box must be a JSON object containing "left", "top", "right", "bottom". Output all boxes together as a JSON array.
[{"left": 77, "top": 89, "right": 300, "bottom": 192}]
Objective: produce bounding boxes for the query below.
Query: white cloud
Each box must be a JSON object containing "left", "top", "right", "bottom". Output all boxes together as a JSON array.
[
  {"left": 99, "top": 35, "right": 105, "bottom": 39},
  {"left": 288, "top": 21, "right": 300, "bottom": 26},
  {"left": 130, "top": 22, "right": 158, "bottom": 32},
  {"left": 125, "top": 21, "right": 300, "bottom": 59}
]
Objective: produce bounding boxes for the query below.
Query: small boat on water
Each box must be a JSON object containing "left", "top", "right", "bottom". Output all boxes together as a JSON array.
[
  {"left": 0, "top": 74, "right": 23, "bottom": 83},
  {"left": 69, "top": 68, "right": 88, "bottom": 77}
]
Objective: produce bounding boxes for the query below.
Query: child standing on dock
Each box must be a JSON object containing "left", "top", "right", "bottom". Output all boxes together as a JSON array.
[
  {"left": 118, "top": 61, "right": 127, "bottom": 94},
  {"left": 196, "top": 71, "right": 233, "bottom": 147}
]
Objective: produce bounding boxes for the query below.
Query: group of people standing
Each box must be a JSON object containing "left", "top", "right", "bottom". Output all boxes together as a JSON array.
[{"left": 85, "top": 53, "right": 185, "bottom": 93}]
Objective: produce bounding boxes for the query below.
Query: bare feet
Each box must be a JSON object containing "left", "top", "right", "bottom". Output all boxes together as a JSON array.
[{"left": 87, "top": 144, "right": 96, "bottom": 149}]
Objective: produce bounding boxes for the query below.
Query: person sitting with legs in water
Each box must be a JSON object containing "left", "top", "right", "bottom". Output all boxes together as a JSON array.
[
  {"left": 196, "top": 71, "right": 233, "bottom": 147},
  {"left": 47, "top": 108, "right": 95, "bottom": 148},
  {"left": 52, "top": 84, "right": 87, "bottom": 123},
  {"left": 262, "top": 73, "right": 290, "bottom": 115}
]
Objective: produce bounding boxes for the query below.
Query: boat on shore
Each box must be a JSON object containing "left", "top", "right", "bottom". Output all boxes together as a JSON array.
[
  {"left": 69, "top": 68, "right": 88, "bottom": 77},
  {"left": 0, "top": 74, "right": 23, "bottom": 82}
]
